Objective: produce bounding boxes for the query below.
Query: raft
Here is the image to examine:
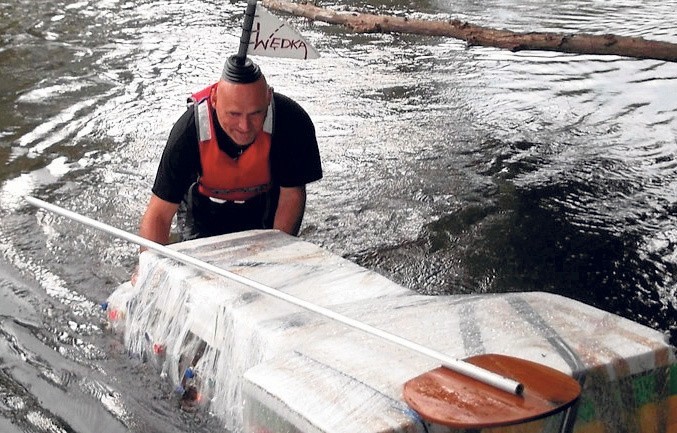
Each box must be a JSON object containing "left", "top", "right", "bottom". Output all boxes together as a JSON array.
[{"left": 107, "top": 230, "right": 676, "bottom": 433}]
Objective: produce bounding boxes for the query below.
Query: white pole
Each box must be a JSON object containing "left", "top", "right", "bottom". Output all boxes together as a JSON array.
[{"left": 25, "top": 195, "right": 524, "bottom": 395}]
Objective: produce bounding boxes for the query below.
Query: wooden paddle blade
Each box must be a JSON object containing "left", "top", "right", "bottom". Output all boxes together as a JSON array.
[{"left": 403, "top": 354, "right": 581, "bottom": 429}]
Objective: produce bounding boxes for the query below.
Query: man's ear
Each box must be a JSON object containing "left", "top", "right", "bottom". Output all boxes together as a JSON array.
[{"left": 210, "top": 83, "right": 218, "bottom": 106}]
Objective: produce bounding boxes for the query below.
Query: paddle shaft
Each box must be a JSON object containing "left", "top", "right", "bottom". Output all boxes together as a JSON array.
[{"left": 25, "top": 196, "right": 524, "bottom": 395}]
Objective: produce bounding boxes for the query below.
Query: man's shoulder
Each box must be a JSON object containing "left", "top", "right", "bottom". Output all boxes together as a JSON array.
[
  {"left": 273, "top": 93, "right": 310, "bottom": 117},
  {"left": 165, "top": 106, "right": 198, "bottom": 153},
  {"left": 174, "top": 105, "right": 196, "bottom": 128},
  {"left": 272, "top": 91, "right": 296, "bottom": 106}
]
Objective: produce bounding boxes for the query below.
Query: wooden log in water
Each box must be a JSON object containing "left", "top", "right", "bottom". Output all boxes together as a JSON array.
[{"left": 262, "top": 0, "right": 677, "bottom": 62}]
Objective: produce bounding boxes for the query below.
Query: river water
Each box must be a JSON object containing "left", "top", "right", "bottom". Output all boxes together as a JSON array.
[{"left": 1, "top": 0, "right": 676, "bottom": 432}]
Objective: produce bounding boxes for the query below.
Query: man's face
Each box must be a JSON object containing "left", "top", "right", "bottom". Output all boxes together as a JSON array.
[{"left": 211, "top": 78, "right": 271, "bottom": 146}]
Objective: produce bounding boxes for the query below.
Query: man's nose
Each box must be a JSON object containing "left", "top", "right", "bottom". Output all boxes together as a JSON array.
[{"left": 238, "top": 115, "right": 251, "bottom": 131}]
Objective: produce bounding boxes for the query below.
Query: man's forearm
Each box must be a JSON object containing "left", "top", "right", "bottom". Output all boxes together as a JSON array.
[
  {"left": 138, "top": 194, "right": 179, "bottom": 251},
  {"left": 273, "top": 186, "right": 306, "bottom": 236},
  {"left": 139, "top": 214, "right": 172, "bottom": 248}
]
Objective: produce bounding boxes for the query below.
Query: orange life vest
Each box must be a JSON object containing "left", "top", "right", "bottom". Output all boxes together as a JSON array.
[{"left": 189, "top": 84, "right": 274, "bottom": 202}]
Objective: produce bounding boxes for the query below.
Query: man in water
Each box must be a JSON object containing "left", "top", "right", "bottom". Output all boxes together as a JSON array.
[{"left": 139, "top": 55, "right": 322, "bottom": 246}]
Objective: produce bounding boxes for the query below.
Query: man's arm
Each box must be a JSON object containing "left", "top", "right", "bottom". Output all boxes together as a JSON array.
[
  {"left": 139, "top": 193, "right": 180, "bottom": 250},
  {"left": 273, "top": 185, "right": 306, "bottom": 236}
]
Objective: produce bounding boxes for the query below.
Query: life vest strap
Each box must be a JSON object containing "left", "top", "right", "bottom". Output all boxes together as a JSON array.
[{"left": 198, "top": 182, "right": 272, "bottom": 201}]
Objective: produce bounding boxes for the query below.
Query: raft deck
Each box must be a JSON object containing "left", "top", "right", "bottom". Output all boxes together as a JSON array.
[{"left": 107, "top": 230, "right": 676, "bottom": 433}]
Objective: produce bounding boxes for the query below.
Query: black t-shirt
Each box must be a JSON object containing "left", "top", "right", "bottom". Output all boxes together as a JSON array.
[{"left": 152, "top": 92, "right": 323, "bottom": 204}]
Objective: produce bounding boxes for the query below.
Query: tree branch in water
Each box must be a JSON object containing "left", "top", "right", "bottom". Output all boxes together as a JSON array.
[{"left": 262, "top": 0, "right": 677, "bottom": 62}]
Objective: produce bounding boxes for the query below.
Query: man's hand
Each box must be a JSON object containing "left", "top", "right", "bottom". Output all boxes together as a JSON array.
[
  {"left": 134, "top": 194, "right": 179, "bottom": 284},
  {"left": 131, "top": 266, "right": 139, "bottom": 286}
]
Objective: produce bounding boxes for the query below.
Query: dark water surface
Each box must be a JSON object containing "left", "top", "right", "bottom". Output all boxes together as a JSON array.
[{"left": 1, "top": 0, "right": 676, "bottom": 431}]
